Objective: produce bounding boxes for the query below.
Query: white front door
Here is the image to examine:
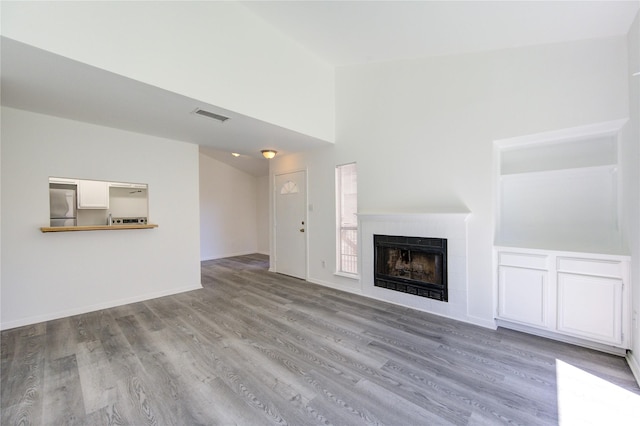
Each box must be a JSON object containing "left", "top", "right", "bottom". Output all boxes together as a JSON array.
[{"left": 275, "top": 171, "right": 307, "bottom": 279}]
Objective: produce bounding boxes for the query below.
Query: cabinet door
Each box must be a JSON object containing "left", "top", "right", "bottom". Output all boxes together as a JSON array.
[
  {"left": 78, "top": 180, "right": 109, "bottom": 209},
  {"left": 498, "top": 266, "right": 548, "bottom": 328},
  {"left": 557, "top": 273, "right": 622, "bottom": 345}
]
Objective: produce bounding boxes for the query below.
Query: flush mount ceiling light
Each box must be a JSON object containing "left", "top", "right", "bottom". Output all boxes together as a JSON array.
[
  {"left": 231, "top": 152, "right": 240, "bottom": 157},
  {"left": 261, "top": 150, "right": 277, "bottom": 159}
]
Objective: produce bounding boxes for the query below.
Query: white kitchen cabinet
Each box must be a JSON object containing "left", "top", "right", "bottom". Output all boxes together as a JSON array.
[
  {"left": 78, "top": 179, "right": 109, "bottom": 209},
  {"left": 495, "top": 247, "right": 630, "bottom": 352},
  {"left": 109, "top": 182, "right": 147, "bottom": 189},
  {"left": 49, "top": 177, "right": 78, "bottom": 185}
]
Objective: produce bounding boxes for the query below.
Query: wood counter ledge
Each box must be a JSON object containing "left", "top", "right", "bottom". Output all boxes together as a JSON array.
[{"left": 40, "top": 224, "right": 158, "bottom": 233}]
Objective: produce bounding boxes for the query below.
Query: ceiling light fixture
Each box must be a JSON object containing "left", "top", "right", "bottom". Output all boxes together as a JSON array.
[
  {"left": 261, "top": 150, "right": 277, "bottom": 159},
  {"left": 231, "top": 152, "right": 240, "bottom": 157}
]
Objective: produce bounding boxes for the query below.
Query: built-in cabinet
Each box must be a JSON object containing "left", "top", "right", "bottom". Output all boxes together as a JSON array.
[
  {"left": 497, "top": 252, "right": 549, "bottom": 328},
  {"left": 494, "top": 120, "right": 631, "bottom": 354},
  {"left": 556, "top": 258, "right": 625, "bottom": 345},
  {"left": 77, "top": 179, "right": 109, "bottom": 209},
  {"left": 496, "top": 247, "right": 630, "bottom": 351}
]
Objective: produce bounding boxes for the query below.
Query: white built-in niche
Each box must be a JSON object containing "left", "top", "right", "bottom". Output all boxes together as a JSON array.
[
  {"left": 493, "top": 120, "right": 632, "bottom": 353},
  {"left": 494, "top": 119, "right": 627, "bottom": 254}
]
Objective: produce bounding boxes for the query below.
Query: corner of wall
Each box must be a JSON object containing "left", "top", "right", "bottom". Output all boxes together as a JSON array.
[
  {"left": 627, "top": 351, "right": 640, "bottom": 387},
  {"left": 627, "top": 8, "right": 640, "bottom": 387}
]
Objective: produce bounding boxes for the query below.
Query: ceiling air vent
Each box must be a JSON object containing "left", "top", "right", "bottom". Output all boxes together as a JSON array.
[{"left": 193, "top": 108, "right": 229, "bottom": 123}]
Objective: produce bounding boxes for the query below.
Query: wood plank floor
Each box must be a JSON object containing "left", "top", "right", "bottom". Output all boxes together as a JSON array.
[{"left": 2, "top": 254, "right": 639, "bottom": 425}]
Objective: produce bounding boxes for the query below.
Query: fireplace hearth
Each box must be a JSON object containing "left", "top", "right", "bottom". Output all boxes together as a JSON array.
[{"left": 374, "top": 234, "right": 447, "bottom": 301}]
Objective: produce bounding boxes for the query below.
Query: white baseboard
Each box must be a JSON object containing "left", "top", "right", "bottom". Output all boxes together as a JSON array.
[
  {"left": 200, "top": 251, "right": 261, "bottom": 261},
  {"left": 306, "top": 277, "right": 496, "bottom": 330},
  {"left": 0, "top": 283, "right": 202, "bottom": 331},
  {"left": 466, "top": 315, "right": 499, "bottom": 330},
  {"left": 627, "top": 351, "right": 640, "bottom": 387},
  {"left": 364, "top": 292, "right": 497, "bottom": 330},
  {"left": 307, "top": 277, "right": 362, "bottom": 295},
  {"left": 496, "top": 319, "right": 628, "bottom": 356}
]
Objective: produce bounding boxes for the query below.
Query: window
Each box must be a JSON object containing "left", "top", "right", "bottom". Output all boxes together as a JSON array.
[{"left": 336, "top": 163, "right": 358, "bottom": 275}]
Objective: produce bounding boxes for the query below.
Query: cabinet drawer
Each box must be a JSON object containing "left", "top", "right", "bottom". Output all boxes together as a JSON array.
[
  {"left": 557, "top": 257, "right": 623, "bottom": 278},
  {"left": 498, "top": 252, "right": 547, "bottom": 269}
]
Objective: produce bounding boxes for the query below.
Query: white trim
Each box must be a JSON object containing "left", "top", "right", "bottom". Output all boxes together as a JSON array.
[
  {"left": 499, "top": 164, "right": 617, "bottom": 180},
  {"left": 626, "top": 351, "right": 640, "bottom": 387},
  {"left": 362, "top": 293, "right": 496, "bottom": 329},
  {"left": 496, "top": 319, "right": 628, "bottom": 356},
  {"left": 307, "top": 277, "right": 362, "bottom": 295},
  {"left": 467, "top": 315, "right": 498, "bottom": 330},
  {"left": 494, "top": 245, "right": 631, "bottom": 261},
  {"left": 334, "top": 271, "right": 360, "bottom": 280},
  {"left": 357, "top": 212, "right": 471, "bottom": 221},
  {"left": 0, "top": 283, "right": 202, "bottom": 331},
  {"left": 306, "top": 277, "right": 496, "bottom": 329},
  {"left": 201, "top": 251, "right": 261, "bottom": 261},
  {"left": 494, "top": 119, "right": 628, "bottom": 150}
]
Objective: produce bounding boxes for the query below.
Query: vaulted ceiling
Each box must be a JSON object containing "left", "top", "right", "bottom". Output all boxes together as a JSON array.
[
  {"left": 2, "top": 1, "right": 637, "bottom": 176},
  {"left": 243, "top": 1, "right": 639, "bottom": 66}
]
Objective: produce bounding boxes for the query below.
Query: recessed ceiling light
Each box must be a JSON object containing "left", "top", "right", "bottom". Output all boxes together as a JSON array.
[{"left": 231, "top": 152, "right": 240, "bottom": 157}]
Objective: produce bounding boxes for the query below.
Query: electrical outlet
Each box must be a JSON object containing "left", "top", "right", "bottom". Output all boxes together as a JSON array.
[{"left": 321, "top": 260, "right": 326, "bottom": 268}]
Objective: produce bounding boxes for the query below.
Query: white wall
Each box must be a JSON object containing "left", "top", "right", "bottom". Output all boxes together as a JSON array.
[
  {"left": 0, "top": 1, "right": 335, "bottom": 142},
  {"left": 270, "top": 148, "right": 364, "bottom": 292},
  {"left": 1, "top": 107, "right": 202, "bottom": 329},
  {"left": 496, "top": 124, "right": 625, "bottom": 254},
  {"left": 256, "top": 175, "right": 270, "bottom": 255},
  {"left": 623, "top": 12, "right": 640, "bottom": 382},
  {"left": 199, "top": 153, "right": 262, "bottom": 260},
  {"left": 272, "top": 36, "right": 630, "bottom": 326}
]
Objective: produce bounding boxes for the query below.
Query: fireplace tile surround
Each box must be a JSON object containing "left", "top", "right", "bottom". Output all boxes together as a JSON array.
[{"left": 359, "top": 213, "right": 470, "bottom": 322}]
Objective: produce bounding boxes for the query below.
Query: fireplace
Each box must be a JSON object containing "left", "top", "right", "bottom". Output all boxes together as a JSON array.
[{"left": 374, "top": 234, "right": 447, "bottom": 301}]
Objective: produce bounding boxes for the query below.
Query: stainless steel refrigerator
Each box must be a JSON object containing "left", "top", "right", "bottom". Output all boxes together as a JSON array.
[{"left": 49, "top": 185, "right": 77, "bottom": 226}]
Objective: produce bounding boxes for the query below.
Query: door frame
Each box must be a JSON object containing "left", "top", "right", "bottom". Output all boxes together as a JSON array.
[{"left": 272, "top": 168, "right": 308, "bottom": 279}]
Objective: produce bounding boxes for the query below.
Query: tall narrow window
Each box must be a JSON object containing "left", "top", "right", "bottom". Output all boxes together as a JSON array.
[{"left": 336, "top": 163, "right": 358, "bottom": 275}]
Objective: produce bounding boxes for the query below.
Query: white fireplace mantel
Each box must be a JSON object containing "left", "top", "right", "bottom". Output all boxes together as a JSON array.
[
  {"left": 358, "top": 212, "right": 473, "bottom": 325},
  {"left": 357, "top": 210, "right": 470, "bottom": 221}
]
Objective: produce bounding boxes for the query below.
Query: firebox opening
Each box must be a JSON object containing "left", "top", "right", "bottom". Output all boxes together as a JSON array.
[{"left": 374, "top": 235, "right": 447, "bottom": 302}]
